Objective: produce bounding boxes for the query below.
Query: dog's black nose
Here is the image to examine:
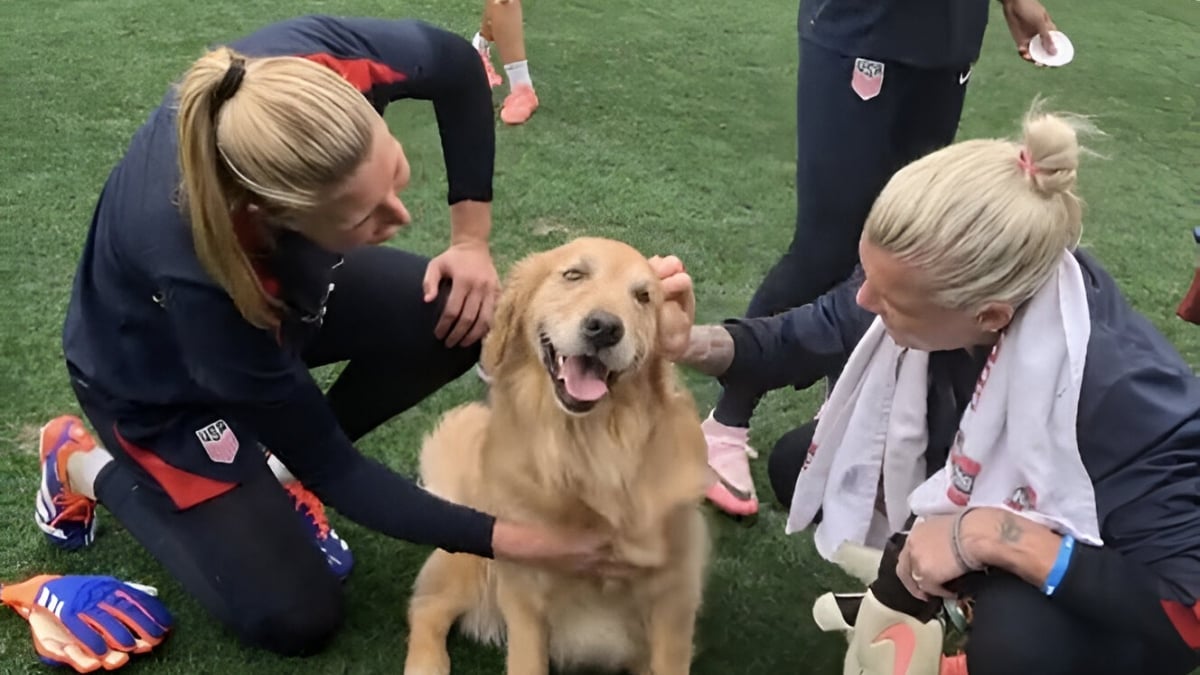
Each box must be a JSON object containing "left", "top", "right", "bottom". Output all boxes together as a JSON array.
[{"left": 582, "top": 311, "right": 624, "bottom": 349}]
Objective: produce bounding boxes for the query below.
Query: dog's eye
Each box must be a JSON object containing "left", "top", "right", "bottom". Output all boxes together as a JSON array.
[
  {"left": 634, "top": 289, "right": 651, "bottom": 305},
  {"left": 563, "top": 269, "right": 586, "bottom": 282}
]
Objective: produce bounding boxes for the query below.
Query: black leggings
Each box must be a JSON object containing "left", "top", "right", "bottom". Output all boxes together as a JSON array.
[
  {"left": 74, "top": 246, "right": 480, "bottom": 656},
  {"left": 767, "top": 423, "right": 1200, "bottom": 675},
  {"left": 713, "top": 37, "right": 967, "bottom": 427},
  {"left": 747, "top": 38, "right": 967, "bottom": 319}
]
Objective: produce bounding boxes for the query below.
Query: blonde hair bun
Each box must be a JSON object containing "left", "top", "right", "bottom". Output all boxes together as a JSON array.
[{"left": 1021, "top": 103, "right": 1097, "bottom": 198}]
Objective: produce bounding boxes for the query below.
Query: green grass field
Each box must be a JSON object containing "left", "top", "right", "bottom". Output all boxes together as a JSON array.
[{"left": 1, "top": 0, "right": 1197, "bottom": 672}]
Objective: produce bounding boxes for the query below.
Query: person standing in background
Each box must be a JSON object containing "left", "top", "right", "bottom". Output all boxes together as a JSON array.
[{"left": 472, "top": 0, "right": 540, "bottom": 125}]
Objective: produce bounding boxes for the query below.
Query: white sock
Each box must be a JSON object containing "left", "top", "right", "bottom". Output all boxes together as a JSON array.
[
  {"left": 472, "top": 32, "right": 490, "bottom": 52},
  {"left": 66, "top": 445, "right": 114, "bottom": 501},
  {"left": 266, "top": 452, "right": 298, "bottom": 485},
  {"left": 504, "top": 60, "right": 532, "bottom": 89}
]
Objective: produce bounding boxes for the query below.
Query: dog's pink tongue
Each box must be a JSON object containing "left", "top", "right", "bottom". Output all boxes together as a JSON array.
[{"left": 561, "top": 356, "right": 608, "bottom": 401}]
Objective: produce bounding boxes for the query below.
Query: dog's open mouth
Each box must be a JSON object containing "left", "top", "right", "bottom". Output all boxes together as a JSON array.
[{"left": 540, "top": 334, "right": 616, "bottom": 414}]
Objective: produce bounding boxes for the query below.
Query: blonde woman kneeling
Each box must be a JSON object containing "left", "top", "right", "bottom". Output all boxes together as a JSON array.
[{"left": 679, "top": 105, "right": 1200, "bottom": 675}]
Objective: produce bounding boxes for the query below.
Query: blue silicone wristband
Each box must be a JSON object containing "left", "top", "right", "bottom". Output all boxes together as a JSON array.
[{"left": 1042, "top": 534, "right": 1076, "bottom": 596}]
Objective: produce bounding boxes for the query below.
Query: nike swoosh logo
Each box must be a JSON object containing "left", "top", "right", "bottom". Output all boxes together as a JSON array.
[
  {"left": 959, "top": 68, "right": 972, "bottom": 85},
  {"left": 717, "top": 475, "right": 753, "bottom": 501},
  {"left": 872, "top": 623, "right": 917, "bottom": 675}
]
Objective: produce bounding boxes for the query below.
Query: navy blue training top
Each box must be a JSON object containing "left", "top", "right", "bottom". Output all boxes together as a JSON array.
[
  {"left": 62, "top": 16, "right": 498, "bottom": 557},
  {"left": 798, "top": 0, "right": 992, "bottom": 69}
]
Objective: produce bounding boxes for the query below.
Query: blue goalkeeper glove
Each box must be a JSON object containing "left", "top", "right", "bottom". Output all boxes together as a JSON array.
[{"left": 1, "top": 574, "right": 172, "bottom": 672}]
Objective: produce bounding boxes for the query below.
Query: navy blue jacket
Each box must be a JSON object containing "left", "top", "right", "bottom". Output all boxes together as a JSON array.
[
  {"left": 722, "top": 249, "right": 1200, "bottom": 605},
  {"left": 799, "top": 0, "right": 992, "bottom": 69},
  {"left": 62, "top": 16, "right": 498, "bottom": 556}
]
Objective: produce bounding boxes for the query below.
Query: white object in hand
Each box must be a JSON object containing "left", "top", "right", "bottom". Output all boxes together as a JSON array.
[{"left": 1029, "top": 30, "right": 1074, "bottom": 67}]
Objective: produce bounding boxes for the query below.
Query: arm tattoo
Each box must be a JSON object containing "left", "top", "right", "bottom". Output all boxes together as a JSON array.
[{"left": 998, "top": 513, "right": 1024, "bottom": 545}]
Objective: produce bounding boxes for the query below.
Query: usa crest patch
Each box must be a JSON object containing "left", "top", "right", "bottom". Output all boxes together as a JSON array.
[
  {"left": 851, "top": 58, "right": 885, "bottom": 101},
  {"left": 195, "top": 419, "right": 239, "bottom": 464}
]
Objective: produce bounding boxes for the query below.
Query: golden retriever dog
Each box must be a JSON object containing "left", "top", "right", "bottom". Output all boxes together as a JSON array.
[{"left": 402, "top": 237, "right": 713, "bottom": 675}]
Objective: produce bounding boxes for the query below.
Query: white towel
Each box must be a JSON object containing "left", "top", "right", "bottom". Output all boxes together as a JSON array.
[{"left": 786, "top": 251, "right": 1103, "bottom": 561}]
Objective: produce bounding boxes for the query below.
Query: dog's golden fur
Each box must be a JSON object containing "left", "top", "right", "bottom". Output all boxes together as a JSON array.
[{"left": 403, "top": 237, "right": 712, "bottom": 675}]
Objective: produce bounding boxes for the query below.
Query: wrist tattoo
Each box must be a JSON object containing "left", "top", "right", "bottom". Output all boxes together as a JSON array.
[
  {"left": 998, "top": 513, "right": 1024, "bottom": 545},
  {"left": 679, "top": 326, "right": 734, "bottom": 377}
]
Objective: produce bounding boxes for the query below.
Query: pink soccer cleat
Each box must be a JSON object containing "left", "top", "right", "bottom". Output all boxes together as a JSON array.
[
  {"left": 702, "top": 412, "right": 758, "bottom": 516},
  {"left": 500, "top": 84, "right": 538, "bottom": 125}
]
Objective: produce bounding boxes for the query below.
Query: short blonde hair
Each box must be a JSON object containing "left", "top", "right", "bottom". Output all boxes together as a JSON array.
[
  {"left": 864, "top": 100, "right": 1099, "bottom": 312},
  {"left": 175, "top": 47, "right": 378, "bottom": 328}
]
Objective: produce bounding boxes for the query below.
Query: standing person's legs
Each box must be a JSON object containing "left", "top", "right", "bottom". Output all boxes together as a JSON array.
[
  {"left": 473, "top": 0, "right": 538, "bottom": 125},
  {"left": 894, "top": 61, "right": 971, "bottom": 168},
  {"left": 302, "top": 245, "right": 482, "bottom": 443},
  {"left": 473, "top": 2, "right": 505, "bottom": 88},
  {"left": 746, "top": 39, "right": 909, "bottom": 319},
  {"left": 45, "top": 398, "right": 345, "bottom": 657},
  {"left": 705, "top": 39, "right": 913, "bottom": 517},
  {"left": 735, "top": 69, "right": 970, "bottom": 516}
]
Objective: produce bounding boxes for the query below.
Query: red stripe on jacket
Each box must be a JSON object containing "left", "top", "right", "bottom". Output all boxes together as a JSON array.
[
  {"left": 114, "top": 426, "right": 238, "bottom": 510},
  {"left": 302, "top": 53, "right": 407, "bottom": 92}
]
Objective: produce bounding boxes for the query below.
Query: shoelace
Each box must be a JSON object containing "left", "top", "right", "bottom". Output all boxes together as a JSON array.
[
  {"left": 285, "top": 483, "right": 331, "bottom": 540},
  {"left": 50, "top": 492, "right": 95, "bottom": 527}
]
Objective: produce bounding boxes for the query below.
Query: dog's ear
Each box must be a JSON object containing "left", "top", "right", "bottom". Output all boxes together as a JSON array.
[{"left": 481, "top": 252, "right": 545, "bottom": 373}]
